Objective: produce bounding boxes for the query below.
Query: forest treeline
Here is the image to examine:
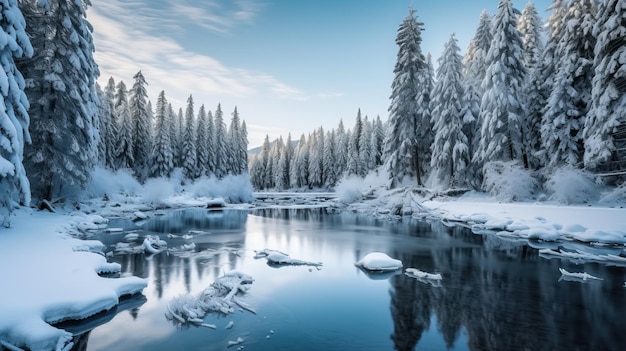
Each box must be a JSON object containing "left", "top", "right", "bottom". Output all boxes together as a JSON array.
[{"left": 249, "top": 0, "right": 626, "bottom": 191}]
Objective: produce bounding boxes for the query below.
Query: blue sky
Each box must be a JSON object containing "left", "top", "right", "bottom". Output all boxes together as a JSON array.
[{"left": 90, "top": 0, "right": 551, "bottom": 148}]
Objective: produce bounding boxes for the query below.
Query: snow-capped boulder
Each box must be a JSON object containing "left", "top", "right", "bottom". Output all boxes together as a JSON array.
[{"left": 355, "top": 252, "right": 402, "bottom": 272}]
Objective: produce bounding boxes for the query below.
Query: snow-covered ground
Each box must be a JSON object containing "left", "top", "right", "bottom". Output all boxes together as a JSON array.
[
  {"left": 422, "top": 192, "right": 626, "bottom": 245},
  {"left": 0, "top": 208, "right": 147, "bottom": 351}
]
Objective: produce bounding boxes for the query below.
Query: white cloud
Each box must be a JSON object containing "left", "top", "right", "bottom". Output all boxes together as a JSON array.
[{"left": 89, "top": 0, "right": 306, "bottom": 105}]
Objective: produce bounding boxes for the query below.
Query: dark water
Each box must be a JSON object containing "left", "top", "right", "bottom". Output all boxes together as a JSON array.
[{"left": 71, "top": 208, "right": 625, "bottom": 351}]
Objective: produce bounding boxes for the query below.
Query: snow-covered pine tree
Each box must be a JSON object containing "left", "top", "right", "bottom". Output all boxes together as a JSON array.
[
  {"left": 213, "top": 104, "right": 228, "bottom": 178},
  {"left": 0, "top": 0, "right": 33, "bottom": 226},
  {"left": 463, "top": 11, "right": 492, "bottom": 161},
  {"left": 172, "top": 107, "right": 184, "bottom": 168},
  {"left": 195, "top": 104, "right": 208, "bottom": 177},
  {"left": 257, "top": 135, "right": 271, "bottom": 188},
  {"left": 102, "top": 77, "right": 118, "bottom": 169},
  {"left": 583, "top": 0, "right": 626, "bottom": 172},
  {"left": 129, "top": 70, "right": 151, "bottom": 181},
  {"left": 150, "top": 90, "right": 173, "bottom": 178},
  {"left": 385, "top": 8, "right": 430, "bottom": 187},
  {"left": 359, "top": 117, "right": 374, "bottom": 173},
  {"left": 228, "top": 107, "right": 246, "bottom": 175},
  {"left": 335, "top": 119, "right": 348, "bottom": 177},
  {"left": 518, "top": 2, "right": 545, "bottom": 170},
  {"left": 430, "top": 34, "right": 469, "bottom": 188},
  {"left": 518, "top": 2, "right": 544, "bottom": 72},
  {"left": 238, "top": 120, "right": 248, "bottom": 175},
  {"left": 114, "top": 81, "right": 134, "bottom": 169},
  {"left": 474, "top": 0, "right": 526, "bottom": 168},
  {"left": 372, "top": 116, "right": 385, "bottom": 167},
  {"left": 291, "top": 134, "right": 309, "bottom": 188},
  {"left": 276, "top": 133, "right": 293, "bottom": 189},
  {"left": 541, "top": 0, "right": 597, "bottom": 168},
  {"left": 181, "top": 95, "right": 197, "bottom": 179},
  {"left": 205, "top": 110, "right": 216, "bottom": 176},
  {"left": 324, "top": 130, "right": 338, "bottom": 186},
  {"left": 270, "top": 136, "right": 284, "bottom": 188},
  {"left": 19, "top": 0, "right": 100, "bottom": 201}
]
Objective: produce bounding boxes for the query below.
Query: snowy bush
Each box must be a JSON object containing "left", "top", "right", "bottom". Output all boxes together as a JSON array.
[
  {"left": 482, "top": 161, "right": 538, "bottom": 202},
  {"left": 140, "top": 177, "right": 179, "bottom": 204},
  {"left": 187, "top": 174, "right": 253, "bottom": 203},
  {"left": 599, "top": 184, "right": 626, "bottom": 205},
  {"left": 335, "top": 170, "right": 388, "bottom": 204},
  {"left": 84, "top": 167, "right": 141, "bottom": 199},
  {"left": 545, "top": 167, "right": 599, "bottom": 204}
]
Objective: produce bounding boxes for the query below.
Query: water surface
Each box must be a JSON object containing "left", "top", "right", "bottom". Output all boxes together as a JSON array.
[{"left": 74, "top": 208, "right": 625, "bottom": 351}]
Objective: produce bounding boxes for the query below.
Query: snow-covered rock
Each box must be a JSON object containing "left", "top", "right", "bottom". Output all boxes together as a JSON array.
[
  {"left": 133, "top": 211, "right": 148, "bottom": 220},
  {"left": 354, "top": 252, "right": 402, "bottom": 272}
]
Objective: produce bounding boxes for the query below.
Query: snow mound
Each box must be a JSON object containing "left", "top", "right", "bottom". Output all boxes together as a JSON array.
[
  {"left": 545, "top": 167, "right": 600, "bottom": 204},
  {"left": 482, "top": 161, "right": 538, "bottom": 202},
  {"left": 142, "top": 235, "right": 167, "bottom": 254},
  {"left": 165, "top": 271, "right": 255, "bottom": 327},
  {"left": 254, "top": 249, "right": 322, "bottom": 267},
  {"left": 354, "top": 252, "right": 402, "bottom": 272}
]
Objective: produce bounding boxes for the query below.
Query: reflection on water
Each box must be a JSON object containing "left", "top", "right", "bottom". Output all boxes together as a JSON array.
[{"left": 72, "top": 208, "right": 626, "bottom": 351}]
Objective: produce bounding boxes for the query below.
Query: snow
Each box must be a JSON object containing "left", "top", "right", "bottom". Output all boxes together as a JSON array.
[
  {"left": 0, "top": 208, "right": 147, "bottom": 351},
  {"left": 354, "top": 252, "right": 403, "bottom": 272},
  {"left": 254, "top": 249, "right": 322, "bottom": 267},
  {"left": 558, "top": 268, "right": 603, "bottom": 282},
  {"left": 165, "top": 271, "right": 255, "bottom": 327},
  {"left": 405, "top": 268, "right": 442, "bottom": 281},
  {"left": 423, "top": 193, "right": 626, "bottom": 245}
]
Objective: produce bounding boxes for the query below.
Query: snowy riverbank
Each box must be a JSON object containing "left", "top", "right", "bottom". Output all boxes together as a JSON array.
[{"left": 0, "top": 209, "right": 147, "bottom": 351}]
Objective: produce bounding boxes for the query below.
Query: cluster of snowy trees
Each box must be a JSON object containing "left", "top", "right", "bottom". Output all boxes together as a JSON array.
[
  {"left": 249, "top": 111, "right": 385, "bottom": 189},
  {"left": 387, "top": 0, "right": 626, "bottom": 189},
  {"left": 0, "top": 0, "right": 249, "bottom": 225},
  {"left": 95, "top": 75, "right": 248, "bottom": 183}
]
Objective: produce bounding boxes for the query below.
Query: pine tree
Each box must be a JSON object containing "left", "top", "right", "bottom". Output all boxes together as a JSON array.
[
  {"left": 359, "top": 117, "right": 374, "bottom": 173},
  {"left": 464, "top": 11, "right": 492, "bottom": 161},
  {"left": 213, "top": 104, "right": 228, "bottom": 178},
  {"left": 114, "top": 81, "right": 133, "bottom": 169},
  {"left": 474, "top": 0, "right": 526, "bottom": 168},
  {"left": 518, "top": 2, "right": 546, "bottom": 169},
  {"left": 195, "top": 104, "right": 208, "bottom": 177},
  {"left": 385, "top": 8, "right": 430, "bottom": 186},
  {"left": 129, "top": 70, "right": 151, "bottom": 181},
  {"left": 228, "top": 107, "right": 246, "bottom": 175},
  {"left": 584, "top": 0, "right": 626, "bottom": 171},
  {"left": 19, "top": 0, "right": 100, "bottom": 200},
  {"left": 276, "top": 133, "right": 293, "bottom": 189},
  {"left": 205, "top": 110, "right": 216, "bottom": 176},
  {"left": 172, "top": 107, "right": 184, "bottom": 168},
  {"left": 335, "top": 119, "right": 349, "bottom": 177},
  {"left": 150, "top": 91, "right": 173, "bottom": 178},
  {"left": 291, "top": 134, "right": 309, "bottom": 188},
  {"left": 0, "top": 0, "right": 33, "bottom": 226},
  {"left": 372, "top": 116, "right": 385, "bottom": 167},
  {"left": 181, "top": 95, "right": 197, "bottom": 179},
  {"left": 238, "top": 120, "right": 248, "bottom": 174},
  {"left": 102, "top": 77, "right": 118, "bottom": 169},
  {"left": 430, "top": 34, "right": 469, "bottom": 188},
  {"left": 542, "top": 0, "right": 597, "bottom": 168},
  {"left": 347, "top": 110, "right": 363, "bottom": 175},
  {"left": 517, "top": 2, "right": 544, "bottom": 72},
  {"left": 324, "top": 130, "right": 338, "bottom": 186}
]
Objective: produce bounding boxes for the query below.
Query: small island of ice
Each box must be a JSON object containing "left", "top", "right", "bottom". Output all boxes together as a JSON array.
[{"left": 354, "top": 252, "right": 403, "bottom": 272}]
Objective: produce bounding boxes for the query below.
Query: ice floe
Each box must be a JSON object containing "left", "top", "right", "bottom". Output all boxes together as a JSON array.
[
  {"left": 405, "top": 268, "right": 442, "bottom": 281},
  {"left": 142, "top": 235, "right": 167, "bottom": 254},
  {"left": 254, "top": 249, "right": 322, "bottom": 267},
  {"left": 558, "top": 268, "right": 603, "bottom": 282},
  {"left": 165, "top": 271, "right": 255, "bottom": 327},
  {"left": 354, "top": 252, "right": 402, "bottom": 272}
]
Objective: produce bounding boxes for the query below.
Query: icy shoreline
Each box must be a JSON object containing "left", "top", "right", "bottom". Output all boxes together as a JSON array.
[{"left": 0, "top": 209, "right": 148, "bottom": 351}]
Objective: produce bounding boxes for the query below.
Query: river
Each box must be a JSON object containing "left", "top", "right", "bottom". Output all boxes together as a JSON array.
[{"left": 63, "top": 208, "right": 625, "bottom": 351}]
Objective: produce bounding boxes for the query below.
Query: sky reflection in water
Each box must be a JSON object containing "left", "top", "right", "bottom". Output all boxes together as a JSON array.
[{"left": 76, "top": 208, "right": 626, "bottom": 351}]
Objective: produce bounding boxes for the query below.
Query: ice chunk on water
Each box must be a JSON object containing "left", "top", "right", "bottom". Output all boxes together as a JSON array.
[
  {"left": 165, "top": 271, "right": 254, "bottom": 327},
  {"left": 143, "top": 235, "right": 167, "bottom": 254},
  {"left": 558, "top": 268, "right": 603, "bottom": 282},
  {"left": 228, "top": 337, "right": 244, "bottom": 347},
  {"left": 354, "top": 252, "right": 402, "bottom": 272},
  {"left": 225, "top": 321, "right": 234, "bottom": 329},
  {"left": 405, "top": 268, "right": 442, "bottom": 280},
  {"left": 255, "top": 249, "right": 322, "bottom": 267}
]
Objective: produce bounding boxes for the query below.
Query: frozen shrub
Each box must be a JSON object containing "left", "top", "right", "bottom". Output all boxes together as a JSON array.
[
  {"left": 141, "top": 177, "right": 178, "bottom": 204},
  {"left": 335, "top": 176, "right": 365, "bottom": 203},
  {"left": 482, "top": 161, "right": 538, "bottom": 202},
  {"left": 84, "top": 167, "right": 141, "bottom": 199},
  {"left": 545, "top": 167, "right": 599, "bottom": 204},
  {"left": 188, "top": 174, "right": 253, "bottom": 203}
]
